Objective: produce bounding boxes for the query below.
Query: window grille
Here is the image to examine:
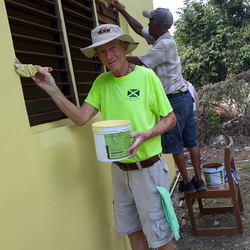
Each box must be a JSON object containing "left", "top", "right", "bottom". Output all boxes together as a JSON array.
[{"left": 5, "top": 0, "right": 118, "bottom": 126}]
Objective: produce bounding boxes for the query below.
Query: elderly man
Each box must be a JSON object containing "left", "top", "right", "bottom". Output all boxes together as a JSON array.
[
  {"left": 32, "top": 24, "right": 176, "bottom": 250},
  {"left": 109, "top": 2, "right": 206, "bottom": 195}
]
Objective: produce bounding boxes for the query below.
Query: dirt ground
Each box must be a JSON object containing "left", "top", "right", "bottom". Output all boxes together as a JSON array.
[{"left": 171, "top": 136, "right": 250, "bottom": 250}]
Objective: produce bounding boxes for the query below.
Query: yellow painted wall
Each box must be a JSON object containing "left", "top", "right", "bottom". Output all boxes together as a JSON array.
[
  {"left": 114, "top": 0, "right": 154, "bottom": 57},
  {"left": 0, "top": 1, "right": 175, "bottom": 250}
]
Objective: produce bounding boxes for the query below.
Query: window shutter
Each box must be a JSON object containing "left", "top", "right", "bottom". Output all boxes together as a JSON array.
[{"left": 5, "top": 0, "right": 118, "bottom": 126}]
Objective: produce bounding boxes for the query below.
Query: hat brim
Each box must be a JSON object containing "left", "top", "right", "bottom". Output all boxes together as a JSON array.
[
  {"left": 80, "top": 34, "right": 139, "bottom": 58},
  {"left": 142, "top": 10, "right": 152, "bottom": 18}
]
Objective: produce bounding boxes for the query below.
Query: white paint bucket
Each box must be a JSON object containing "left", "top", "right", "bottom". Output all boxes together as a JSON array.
[
  {"left": 202, "top": 163, "right": 225, "bottom": 187},
  {"left": 92, "top": 120, "right": 131, "bottom": 162}
]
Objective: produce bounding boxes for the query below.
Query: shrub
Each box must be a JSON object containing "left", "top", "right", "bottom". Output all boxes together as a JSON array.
[{"left": 197, "top": 70, "right": 250, "bottom": 143}]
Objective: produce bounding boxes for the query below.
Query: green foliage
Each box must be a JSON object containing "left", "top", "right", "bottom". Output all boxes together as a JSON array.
[
  {"left": 210, "top": 0, "right": 250, "bottom": 27},
  {"left": 204, "top": 108, "right": 220, "bottom": 127},
  {"left": 227, "top": 25, "right": 250, "bottom": 76},
  {"left": 174, "top": 0, "right": 250, "bottom": 86}
]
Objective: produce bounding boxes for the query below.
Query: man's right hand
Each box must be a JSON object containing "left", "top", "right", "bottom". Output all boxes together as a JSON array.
[
  {"left": 32, "top": 66, "right": 58, "bottom": 93},
  {"left": 108, "top": 1, "right": 123, "bottom": 12}
]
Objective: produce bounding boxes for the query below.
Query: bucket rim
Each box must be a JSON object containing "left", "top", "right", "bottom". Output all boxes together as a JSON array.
[
  {"left": 92, "top": 120, "right": 130, "bottom": 128},
  {"left": 202, "top": 163, "right": 223, "bottom": 170}
]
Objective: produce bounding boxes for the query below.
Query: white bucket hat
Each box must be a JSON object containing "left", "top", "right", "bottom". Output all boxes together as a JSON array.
[{"left": 80, "top": 24, "right": 139, "bottom": 58}]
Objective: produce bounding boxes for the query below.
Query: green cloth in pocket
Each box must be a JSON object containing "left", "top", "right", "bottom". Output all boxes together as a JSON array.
[{"left": 156, "top": 186, "right": 180, "bottom": 240}]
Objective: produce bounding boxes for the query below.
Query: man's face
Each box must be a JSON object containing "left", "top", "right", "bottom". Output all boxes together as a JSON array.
[
  {"left": 148, "top": 18, "right": 157, "bottom": 38},
  {"left": 95, "top": 39, "right": 128, "bottom": 72}
]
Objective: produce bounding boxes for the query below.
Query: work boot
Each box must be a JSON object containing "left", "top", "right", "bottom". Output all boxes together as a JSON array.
[
  {"left": 178, "top": 180, "right": 197, "bottom": 194},
  {"left": 191, "top": 177, "right": 206, "bottom": 192}
]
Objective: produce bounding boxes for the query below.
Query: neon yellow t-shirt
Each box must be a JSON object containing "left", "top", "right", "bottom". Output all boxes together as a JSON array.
[{"left": 85, "top": 66, "right": 173, "bottom": 163}]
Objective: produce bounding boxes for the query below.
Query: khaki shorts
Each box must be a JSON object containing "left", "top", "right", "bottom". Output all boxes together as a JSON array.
[{"left": 111, "top": 156, "right": 173, "bottom": 248}]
